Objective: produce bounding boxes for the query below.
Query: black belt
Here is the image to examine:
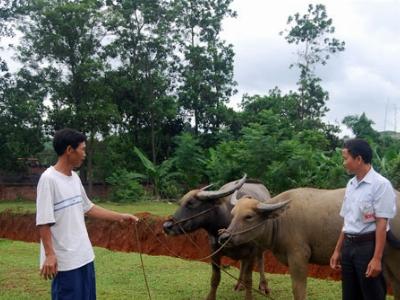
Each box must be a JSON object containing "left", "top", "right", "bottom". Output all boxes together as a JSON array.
[{"left": 344, "top": 231, "right": 375, "bottom": 243}]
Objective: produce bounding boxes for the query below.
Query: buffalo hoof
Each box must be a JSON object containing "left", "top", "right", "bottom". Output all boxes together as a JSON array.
[
  {"left": 259, "top": 282, "right": 270, "bottom": 295},
  {"left": 205, "top": 291, "right": 216, "bottom": 300},
  {"left": 234, "top": 281, "right": 245, "bottom": 291}
]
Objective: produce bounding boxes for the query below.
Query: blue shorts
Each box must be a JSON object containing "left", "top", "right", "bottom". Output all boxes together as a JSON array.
[{"left": 52, "top": 261, "right": 96, "bottom": 300}]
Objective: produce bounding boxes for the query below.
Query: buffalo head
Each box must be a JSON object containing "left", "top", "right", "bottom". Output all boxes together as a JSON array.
[
  {"left": 218, "top": 195, "right": 290, "bottom": 247},
  {"left": 163, "top": 175, "right": 247, "bottom": 235}
]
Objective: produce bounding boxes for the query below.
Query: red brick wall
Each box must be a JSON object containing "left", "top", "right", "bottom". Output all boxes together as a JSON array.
[{"left": 0, "top": 183, "right": 110, "bottom": 201}]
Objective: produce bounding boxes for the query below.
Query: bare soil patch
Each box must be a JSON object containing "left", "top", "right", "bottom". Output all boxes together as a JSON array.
[{"left": 0, "top": 212, "right": 340, "bottom": 281}]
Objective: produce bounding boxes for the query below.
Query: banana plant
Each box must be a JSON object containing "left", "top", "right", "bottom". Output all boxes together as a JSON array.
[{"left": 133, "top": 147, "right": 180, "bottom": 199}]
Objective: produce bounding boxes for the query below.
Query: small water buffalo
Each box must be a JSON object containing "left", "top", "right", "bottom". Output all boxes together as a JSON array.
[
  {"left": 163, "top": 175, "right": 271, "bottom": 300},
  {"left": 219, "top": 188, "right": 400, "bottom": 300}
]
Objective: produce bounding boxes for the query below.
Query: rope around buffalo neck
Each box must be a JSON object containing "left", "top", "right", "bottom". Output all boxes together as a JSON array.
[
  {"left": 219, "top": 218, "right": 270, "bottom": 237},
  {"left": 174, "top": 221, "right": 275, "bottom": 299},
  {"left": 168, "top": 206, "right": 216, "bottom": 225},
  {"left": 139, "top": 218, "right": 275, "bottom": 299}
]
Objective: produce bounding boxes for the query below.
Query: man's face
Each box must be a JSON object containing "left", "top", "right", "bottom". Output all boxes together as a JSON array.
[
  {"left": 68, "top": 142, "right": 86, "bottom": 168},
  {"left": 342, "top": 148, "right": 360, "bottom": 175}
]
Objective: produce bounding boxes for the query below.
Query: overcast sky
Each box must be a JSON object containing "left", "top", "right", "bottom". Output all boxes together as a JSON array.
[{"left": 221, "top": 0, "right": 400, "bottom": 134}]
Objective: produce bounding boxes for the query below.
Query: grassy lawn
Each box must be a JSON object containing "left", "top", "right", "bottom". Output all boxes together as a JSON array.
[
  {"left": 0, "top": 199, "right": 177, "bottom": 217},
  {"left": 0, "top": 239, "right": 351, "bottom": 300}
]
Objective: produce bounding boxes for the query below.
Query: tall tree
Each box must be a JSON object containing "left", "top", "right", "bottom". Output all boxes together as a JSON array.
[
  {"left": 0, "top": 1, "right": 46, "bottom": 172},
  {"left": 281, "top": 4, "right": 345, "bottom": 128},
  {"left": 175, "top": 0, "right": 237, "bottom": 135},
  {"left": 15, "top": 0, "right": 118, "bottom": 194},
  {"left": 104, "top": 0, "right": 180, "bottom": 164},
  {"left": 0, "top": 69, "right": 46, "bottom": 172}
]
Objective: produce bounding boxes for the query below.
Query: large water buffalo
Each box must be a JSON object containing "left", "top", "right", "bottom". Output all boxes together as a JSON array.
[
  {"left": 163, "top": 175, "right": 271, "bottom": 300},
  {"left": 218, "top": 188, "right": 400, "bottom": 300}
]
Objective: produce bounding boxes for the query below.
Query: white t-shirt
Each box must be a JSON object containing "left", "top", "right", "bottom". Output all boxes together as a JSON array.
[
  {"left": 36, "top": 166, "right": 95, "bottom": 271},
  {"left": 340, "top": 167, "right": 397, "bottom": 234}
]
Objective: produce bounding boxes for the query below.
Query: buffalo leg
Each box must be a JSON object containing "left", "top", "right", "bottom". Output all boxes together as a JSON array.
[
  {"left": 287, "top": 250, "right": 310, "bottom": 300},
  {"left": 234, "top": 260, "right": 246, "bottom": 291},
  {"left": 242, "top": 256, "right": 255, "bottom": 300},
  {"left": 383, "top": 246, "right": 400, "bottom": 300},
  {"left": 206, "top": 253, "right": 221, "bottom": 300},
  {"left": 256, "top": 251, "right": 269, "bottom": 294}
]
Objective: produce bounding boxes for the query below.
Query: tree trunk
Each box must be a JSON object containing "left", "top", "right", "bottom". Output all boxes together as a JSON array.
[
  {"left": 151, "top": 111, "right": 156, "bottom": 164},
  {"left": 87, "top": 133, "right": 94, "bottom": 197}
]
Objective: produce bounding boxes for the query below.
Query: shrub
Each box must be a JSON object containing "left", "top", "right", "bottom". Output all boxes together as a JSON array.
[{"left": 106, "top": 169, "right": 146, "bottom": 202}]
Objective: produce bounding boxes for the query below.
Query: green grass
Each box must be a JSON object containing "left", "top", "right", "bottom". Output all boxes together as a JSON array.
[
  {"left": 0, "top": 238, "right": 350, "bottom": 300},
  {"left": 0, "top": 199, "right": 178, "bottom": 216}
]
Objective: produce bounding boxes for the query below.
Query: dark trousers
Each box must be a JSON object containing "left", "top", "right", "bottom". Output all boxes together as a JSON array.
[
  {"left": 341, "top": 239, "right": 386, "bottom": 300},
  {"left": 52, "top": 261, "right": 96, "bottom": 300}
]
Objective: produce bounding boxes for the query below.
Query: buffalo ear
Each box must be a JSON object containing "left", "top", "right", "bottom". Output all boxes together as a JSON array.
[{"left": 256, "top": 200, "right": 290, "bottom": 219}]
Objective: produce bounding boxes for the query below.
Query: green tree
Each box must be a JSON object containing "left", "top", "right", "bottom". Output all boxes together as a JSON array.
[
  {"left": 133, "top": 146, "right": 180, "bottom": 199},
  {"left": 1, "top": 0, "right": 42, "bottom": 162},
  {"left": 342, "top": 113, "right": 379, "bottom": 141},
  {"left": 206, "top": 107, "right": 346, "bottom": 194},
  {"left": 176, "top": 0, "right": 237, "bottom": 135},
  {"left": 281, "top": 4, "right": 345, "bottom": 128},
  {"left": 0, "top": 69, "right": 46, "bottom": 171},
  {"left": 103, "top": 0, "right": 181, "bottom": 164},
  {"left": 14, "top": 0, "right": 118, "bottom": 194},
  {"left": 171, "top": 132, "right": 206, "bottom": 189}
]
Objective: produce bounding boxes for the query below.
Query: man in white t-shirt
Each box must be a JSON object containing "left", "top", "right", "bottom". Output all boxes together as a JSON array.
[{"left": 36, "top": 128, "right": 139, "bottom": 299}]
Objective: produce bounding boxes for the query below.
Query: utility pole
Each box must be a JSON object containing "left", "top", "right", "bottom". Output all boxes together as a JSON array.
[{"left": 384, "top": 99, "right": 389, "bottom": 131}]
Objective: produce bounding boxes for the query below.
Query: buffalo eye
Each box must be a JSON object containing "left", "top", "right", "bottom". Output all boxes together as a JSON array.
[
  {"left": 244, "top": 214, "right": 254, "bottom": 221},
  {"left": 186, "top": 200, "right": 195, "bottom": 207}
]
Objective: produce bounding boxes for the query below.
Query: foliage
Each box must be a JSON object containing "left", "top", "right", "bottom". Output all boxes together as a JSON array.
[
  {"left": 0, "top": 69, "right": 45, "bottom": 171},
  {"left": 1, "top": 1, "right": 398, "bottom": 196},
  {"left": 280, "top": 4, "right": 345, "bottom": 131},
  {"left": 342, "top": 113, "right": 379, "bottom": 141},
  {"left": 170, "top": 132, "right": 206, "bottom": 189},
  {"left": 134, "top": 146, "right": 181, "bottom": 199},
  {"left": 103, "top": 0, "right": 181, "bottom": 164},
  {"left": 342, "top": 112, "right": 400, "bottom": 188},
  {"left": 11, "top": 0, "right": 120, "bottom": 192},
  {"left": 176, "top": 0, "right": 237, "bottom": 135},
  {"left": 105, "top": 169, "right": 146, "bottom": 202},
  {"left": 206, "top": 108, "right": 348, "bottom": 195},
  {"left": 387, "top": 154, "right": 400, "bottom": 189}
]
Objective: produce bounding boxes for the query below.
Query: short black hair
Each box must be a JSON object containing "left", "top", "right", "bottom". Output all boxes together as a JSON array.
[
  {"left": 343, "top": 138, "right": 372, "bottom": 164},
  {"left": 53, "top": 128, "right": 86, "bottom": 156}
]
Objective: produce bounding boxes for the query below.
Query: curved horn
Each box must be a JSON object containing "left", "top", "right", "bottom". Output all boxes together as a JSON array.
[
  {"left": 197, "top": 174, "right": 247, "bottom": 200},
  {"left": 200, "top": 184, "right": 214, "bottom": 191},
  {"left": 256, "top": 200, "right": 291, "bottom": 216},
  {"left": 230, "top": 190, "right": 239, "bottom": 205}
]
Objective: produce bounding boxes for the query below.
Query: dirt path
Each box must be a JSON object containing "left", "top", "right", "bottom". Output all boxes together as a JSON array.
[{"left": 0, "top": 211, "right": 341, "bottom": 281}]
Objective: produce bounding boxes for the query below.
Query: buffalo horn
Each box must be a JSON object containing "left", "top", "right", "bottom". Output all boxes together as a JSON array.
[
  {"left": 230, "top": 190, "right": 239, "bottom": 205},
  {"left": 197, "top": 174, "right": 247, "bottom": 200},
  {"left": 200, "top": 184, "right": 214, "bottom": 191},
  {"left": 256, "top": 200, "right": 291, "bottom": 214}
]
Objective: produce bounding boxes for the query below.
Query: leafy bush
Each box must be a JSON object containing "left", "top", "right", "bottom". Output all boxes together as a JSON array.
[
  {"left": 205, "top": 109, "right": 349, "bottom": 195},
  {"left": 171, "top": 132, "right": 207, "bottom": 189},
  {"left": 134, "top": 147, "right": 182, "bottom": 199},
  {"left": 106, "top": 169, "right": 146, "bottom": 202},
  {"left": 387, "top": 154, "right": 400, "bottom": 190}
]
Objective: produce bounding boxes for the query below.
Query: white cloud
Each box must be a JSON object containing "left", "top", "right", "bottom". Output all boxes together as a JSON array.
[{"left": 221, "top": 0, "right": 400, "bottom": 133}]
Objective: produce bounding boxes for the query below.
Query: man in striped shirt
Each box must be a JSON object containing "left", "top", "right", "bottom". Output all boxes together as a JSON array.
[{"left": 36, "top": 128, "right": 138, "bottom": 300}]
